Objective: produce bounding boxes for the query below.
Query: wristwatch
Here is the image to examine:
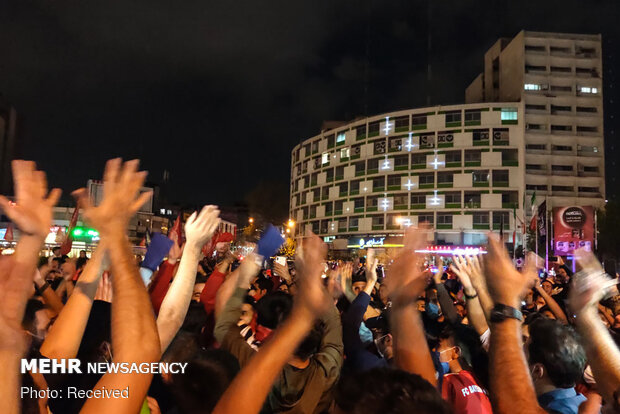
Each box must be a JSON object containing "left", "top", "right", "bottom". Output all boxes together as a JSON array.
[{"left": 490, "top": 304, "right": 523, "bottom": 323}]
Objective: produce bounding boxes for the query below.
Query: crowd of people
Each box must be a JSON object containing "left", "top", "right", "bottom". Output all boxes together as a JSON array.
[{"left": 2, "top": 158, "right": 620, "bottom": 413}]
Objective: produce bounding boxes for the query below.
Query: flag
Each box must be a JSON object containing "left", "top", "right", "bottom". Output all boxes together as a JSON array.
[
  {"left": 169, "top": 215, "right": 183, "bottom": 246},
  {"left": 145, "top": 230, "right": 152, "bottom": 246},
  {"left": 4, "top": 225, "right": 13, "bottom": 242},
  {"left": 139, "top": 236, "right": 146, "bottom": 247},
  {"left": 60, "top": 206, "right": 80, "bottom": 255},
  {"left": 530, "top": 191, "right": 536, "bottom": 210},
  {"left": 529, "top": 216, "right": 537, "bottom": 231}
]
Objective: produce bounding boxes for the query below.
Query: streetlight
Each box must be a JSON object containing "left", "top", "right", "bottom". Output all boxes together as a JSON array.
[
  {"left": 249, "top": 217, "right": 254, "bottom": 224},
  {"left": 287, "top": 219, "right": 295, "bottom": 228}
]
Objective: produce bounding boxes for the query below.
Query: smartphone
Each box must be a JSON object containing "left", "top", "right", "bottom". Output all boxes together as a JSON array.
[{"left": 274, "top": 256, "right": 287, "bottom": 266}]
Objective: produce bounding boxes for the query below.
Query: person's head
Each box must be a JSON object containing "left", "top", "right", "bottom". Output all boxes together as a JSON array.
[
  {"left": 52, "top": 247, "right": 61, "bottom": 257},
  {"left": 294, "top": 320, "right": 325, "bottom": 361},
  {"left": 192, "top": 282, "right": 205, "bottom": 302},
  {"left": 50, "top": 257, "right": 62, "bottom": 271},
  {"left": 278, "top": 283, "right": 289, "bottom": 293},
  {"left": 22, "top": 299, "right": 51, "bottom": 349},
  {"left": 527, "top": 318, "right": 586, "bottom": 393},
  {"left": 416, "top": 298, "right": 426, "bottom": 312},
  {"left": 60, "top": 260, "right": 76, "bottom": 280},
  {"left": 351, "top": 273, "right": 367, "bottom": 296},
  {"left": 538, "top": 305, "right": 555, "bottom": 320},
  {"left": 251, "top": 277, "right": 274, "bottom": 300},
  {"left": 79, "top": 250, "right": 87, "bottom": 258},
  {"left": 169, "top": 348, "right": 240, "bottom": 413},
  {"left": 255, "top": 291, "right": 292, "bottom": 331},
  {"left": 455, "top": 302, "right": 467, "bottom": 319},
  {"left": 556, "top": 267, "right": 569, "bottom": 283},
  {"left": 334, "top": 368, "right": 451, "bottom": 414},
  {"left": 541, "top": 280, "right": 553, "bottom": 295},
  {"left": 238, "top": 295, "right": 256, "bottom": 326}
]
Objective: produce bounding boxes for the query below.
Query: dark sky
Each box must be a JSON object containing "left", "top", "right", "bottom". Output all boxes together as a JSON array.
[{"left": 1, "top": 0, "right": 619, "bottom": 209}]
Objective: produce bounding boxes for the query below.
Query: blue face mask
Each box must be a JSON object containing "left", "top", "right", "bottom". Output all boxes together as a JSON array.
[
  {"left": 440, "top": 361, "right": 451, "bottom": 376},
  {"left": 359, "top": 322, "right": 373, "bottom": 345},
  {"left": 426, "top": 302, "right": 440, "bottom": 319}
]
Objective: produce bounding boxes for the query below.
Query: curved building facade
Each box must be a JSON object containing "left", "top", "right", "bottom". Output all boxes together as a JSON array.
[{"left": 289, "top": 102, "right": 526, "bottom": 250}]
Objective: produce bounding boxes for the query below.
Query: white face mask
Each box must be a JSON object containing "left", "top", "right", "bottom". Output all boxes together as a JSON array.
[{"left": 438, "top": 346, "right": 459, "bottom": 363}]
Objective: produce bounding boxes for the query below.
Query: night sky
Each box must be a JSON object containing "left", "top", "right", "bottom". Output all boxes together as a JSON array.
[{"left": 1, "top": 0, "right": 619, "bottom": 216}]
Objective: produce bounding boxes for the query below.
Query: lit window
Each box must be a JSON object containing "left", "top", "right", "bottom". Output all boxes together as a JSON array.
[
  {"left": 336, "top": 132, "right": 346, "bottom": 143},
  {"left": 160, "top": 208, "right": 166, "bottom": 214},
  {"left": 340, "top": 147, "right": 350, "bottom": 158},
  {"left": 524, "top": 84, "right": 540, "bottom": 90},
  {"left": 321, "top": 152, "right": 330, "bottom": 165},
  {"left": 580, "top": 86, "right": 598, "bottom": 94},
  {"left": 501, "top": 108, "right": 518, "bottom": 121},
  {"left": 166, "top": 209, "right": 172, "bottom": 215}
]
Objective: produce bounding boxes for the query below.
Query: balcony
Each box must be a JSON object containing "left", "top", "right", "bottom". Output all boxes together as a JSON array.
[
  {"left": 395, "top": 165, "right": 409, "bottom": 171},
  {"left": 412, "top": 164, "right": 426, "bottom": 170},
  {"left": 473, "top": 223, "right": 490, "bottom": 230},
  {"left": 437, "top": 182, "right": 453, "bottom": 188},
  {"left": 388, "top": 185, "right": 401, "bottom": 191},
  {"left": 373, "top": 187, "right": 385, "bottom": 192},
  {"left": 411, "top": 203, "right": 425, "bottom": 209},
  {"left": 473, "top": 181, "right": 489, "bottom": 187},
  {"left": 502, "top": 202, "right": 518, "bottom": 209},
  {"left": 366, "top": 206, "right": 378, "bottom": 212},
  {"left": 437, "top": 224, "right": 453, "bottom": 230},
  {"left": 372, "top": 224, "right": 384, "bottom": 230},
  {"left": 446, "top": 162, "right": 461, "bottom": 168},
  {"left": 349, "top": 190, "right": 359, "bottom": 196},
  {"left": 354, "top": 207, "right": 365, "bottom": 213},
  {"left": 473, "top": 141, "right": 489, "bottom": 147},
  {"left": 502, "top": 160, "right": 518, "bottom": 167},
  {"left": 394, "top": 205, "right": 408, "bottom": 210},
  {"left": 419, "top": 183, "right": 435, "bottom": 189},
  {"left": 493, "top": 223, "right": 510, "bottom": 230},
  {"left": 334, "top": 210, "right": 343, "bottom": 216},
  {"left": 493, "top": 181, "right": 509, "bottom": 187},
  {"left": 438, "top": 142, "right": 454, "bottom": 148},
  {"left": 355, "top": 170, "right": 365, "bottom": 177},
  {"left": 386, "top": 224, "right": 400, "bottom": 230},
  {"left": 446, "top": 203, "right": 461, "bottom": 209},
  {"left": 367, "top": 169, "right": 379, "bottom": 175},
  {"left": 412, "top": 124, "right": 427, "bottom": 131},
  {"left": 339, "top": 191, "right": 348, "bottom": 197},
  {"left": 465, "top": 161, "right": 481, "bottom": 167},
  {"left": 349, "top": 227, "right": 359, "bottom": 232}
]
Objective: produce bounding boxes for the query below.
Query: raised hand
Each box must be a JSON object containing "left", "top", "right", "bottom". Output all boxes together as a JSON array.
[
  {"left": 483, "top": 234, "right": 531, "bottom": 308},
  {"left": 451, "top": 255, "right": 478, "bottom": 295},
  {"left": 384, "top": 225, "right": 430, "bottom": 307},
  {"left": 184, "top": 205, "right": 221, "bottom": 250},
  {"left": 365, "top": 248, "right": 378, "bottom": 286},
  {"left": 570, "top": 249, "right": 617, "bottom": 315},
  {"left": 74, "top": 158, "right": 151, "bottom": 236},
  {"left": 167, "top": 232, "right": 185, "bottom": 263},
  {"left": 273, "top": 262, "right": 292, "bottom": 283},
  {"left": 294, "top": 233, "right": 333, "bottom": 317},
  {"left": 0, "top": 161, "right": 61, "bottom": 239}
]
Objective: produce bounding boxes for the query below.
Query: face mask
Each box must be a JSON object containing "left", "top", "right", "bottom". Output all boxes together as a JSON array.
[
  {"left": 426, "top": 302, "right": 440, "bottom": 319},
  {"left": 440, "top": 362, "right": 451, "bottom": 376},
  {"left": 359, "top": 322, "right": 373, "bottom": 345}
]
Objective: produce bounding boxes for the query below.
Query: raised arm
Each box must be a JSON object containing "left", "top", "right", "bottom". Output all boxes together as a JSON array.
[
  {"left": 385, "top": 226, "right": 437, "bottom": 386},
  {"left": 33, "top": 268, "right": 64, "bottom": 317},
  {"left": 0, "top": 161, "right": 60, "bottom": 414},
  {"left": 78, "top": 158, "right": 160, "bottom": 414},
  {"left": 40, "top": 243, "right": 107, "bottom": 359},
  {"left": 570, "top": 250, "right": 620, "bottom": 405},
  {"left": 451, "top": 255, "right": 489, "bottom": 335},
  {"left": 483, "top": 235, "right": 545, "bottom": 414},
  {"left": 157, "top": 205, "right": 220, "bottom": 353},
  {"left": 213, "top": 233, "right": 334, "bottom": 414}
]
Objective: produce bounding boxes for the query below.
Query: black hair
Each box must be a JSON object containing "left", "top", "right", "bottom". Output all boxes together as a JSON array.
[
  {"left": 528, "top": 318, "right": 586, "bottom": 388},
  {"left": 352, "top": 272, "right": 367, "bottom": 284},
  {"left": 22, "top": 299, "right": 46, "bottom": 333},
  {"left": 195, "top": 273, "right": 207, "bottom": 284},
  {"left": 52, "top": 247, "right": 61, "bottom": 253},
  {"left": 255, "top": 291, "right": 292, "bottom": 329},
  {"left": 335, "top": 367, "right": 451, "bottom": 414},
  {"left": 76, "top": 257, "right": 88, "bottom": 271},
  {"left": 255, "top": 277, "right": 274, "bottom": 293},
  {"left": 438, "top": 324, "right": 490, "bottom": 389},
  {"left": 37, "top": 256, "right": 48, "bottom": 269},
  {"left": 180, "top": 302, "right": 208, "bottom": 335},
  {"left": 243, "top": 295, "right": 257, "bottom": 307},
  {"left": 169, "top": 348, "right": 240, "bottom": 414},
  {"left": 294, "top": 320, "right": 325, "bottom": 360},
  {"left": 52, "top": 257, "right": 63, "bottom": 266}
]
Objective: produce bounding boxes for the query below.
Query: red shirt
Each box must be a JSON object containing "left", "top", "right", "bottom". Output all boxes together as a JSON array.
[{"left": 442, "top": 370, "right": 493, "bottom": 414}]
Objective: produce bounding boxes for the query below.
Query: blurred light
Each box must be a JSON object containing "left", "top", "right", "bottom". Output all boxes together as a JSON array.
[
  {"left": 287, "top": 219, "right": 295, "bottom": 227},
  {"left": 249, "top": 217, "right": 254, "bottom": 223},
  {"left": 286, "top": 228, "right": 290, "bottom": 233}
]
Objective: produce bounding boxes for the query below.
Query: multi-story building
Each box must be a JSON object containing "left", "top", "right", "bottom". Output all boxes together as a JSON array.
[
  {"left": 466, "top": 31, "right": 605, "bottom": 210},
  {"left": 289, "top": 102, "right": 525, "bottom": 250},
  {"left": 289, "top": 30, "right": 605, "bottom": 252}
]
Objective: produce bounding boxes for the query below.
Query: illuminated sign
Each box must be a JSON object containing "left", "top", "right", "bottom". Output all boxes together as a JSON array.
[
  {"left": 414, "top": 246, "right": 487, "bottom": 256},
  {"left": 359, "top": 237, "right": 385, "bottom": 248}
]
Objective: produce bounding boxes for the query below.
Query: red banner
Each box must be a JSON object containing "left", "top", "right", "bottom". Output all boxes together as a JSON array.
[{"left": 553, "top": 206, "right": 594, "bottom": 255}]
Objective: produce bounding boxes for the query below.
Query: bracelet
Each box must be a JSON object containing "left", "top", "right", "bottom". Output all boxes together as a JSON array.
[
  {"left": 464, "top": 292, "right": 478, "bottom": 300},
  {"left": 35, "top": 281, "right": 50, "bottom": 295}
]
